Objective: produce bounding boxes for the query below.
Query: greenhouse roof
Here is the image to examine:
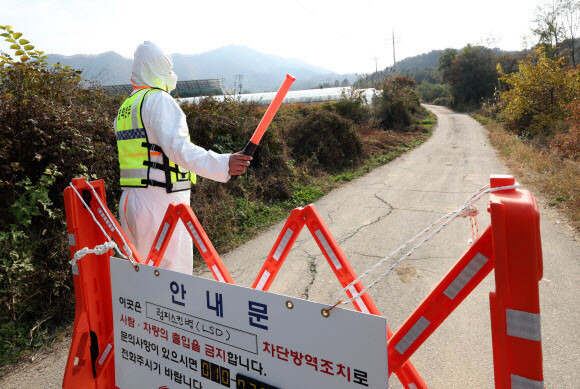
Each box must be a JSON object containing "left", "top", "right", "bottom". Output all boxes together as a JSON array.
[
  {"left": 179, "top": 87, "right": 378, "bottom": 106},
  {"left": 102, "top": 78, "right": 224, "bottom": 97}
]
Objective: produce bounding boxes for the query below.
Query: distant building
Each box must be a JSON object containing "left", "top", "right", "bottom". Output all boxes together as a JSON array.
[{"left": 102, "top": 79, "right": 224, "bottom": 98}]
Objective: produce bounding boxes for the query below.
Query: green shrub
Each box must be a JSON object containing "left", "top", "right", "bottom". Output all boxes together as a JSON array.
[
  {"left": 373, "top": 76, "right": 422, "bottom": 130},
  {"left": 438, "top": 45, "right": 499, "bottom": 109},
  {"left": 182, "top": 97, "right": 296, "bottom": 202},
  {"left": 416, "top": 81, "right": 451, "bottom": 104},
  {"left": 0, "top": 27, "right": 123, "bottom": 364},
  {"left": 286, "top": 108, "right": 364, "bottom": 172},
  {"left": 323, "top": 88, "right": 371, "bottom": 123}
]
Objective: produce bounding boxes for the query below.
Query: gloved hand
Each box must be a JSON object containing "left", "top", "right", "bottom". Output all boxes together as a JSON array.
[{"left": 228, "top": 151, "right": 253, "bottom": 176}]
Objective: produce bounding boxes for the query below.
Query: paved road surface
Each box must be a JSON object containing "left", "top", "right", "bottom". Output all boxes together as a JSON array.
[{"left": 2, "top": 105, "right": 578, "bottom": 388}]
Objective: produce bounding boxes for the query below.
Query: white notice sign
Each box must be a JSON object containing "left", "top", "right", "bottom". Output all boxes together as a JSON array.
[{"left": 110, "top": 257, "right": 388, "bottom": 389}]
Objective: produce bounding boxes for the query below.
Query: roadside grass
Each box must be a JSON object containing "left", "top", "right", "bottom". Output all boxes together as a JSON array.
[{"left": 472, "top": 115, "right": 580, "bottom": 231}]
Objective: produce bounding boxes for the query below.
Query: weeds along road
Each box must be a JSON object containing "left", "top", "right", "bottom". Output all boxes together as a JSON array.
[{"left": 2, "top": 105, "right": 579, "bottom": 388}]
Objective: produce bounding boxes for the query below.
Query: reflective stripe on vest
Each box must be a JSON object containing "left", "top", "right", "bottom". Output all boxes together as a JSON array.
[{"left": 115, "top": 88, "right": 196, "bottom": 192}]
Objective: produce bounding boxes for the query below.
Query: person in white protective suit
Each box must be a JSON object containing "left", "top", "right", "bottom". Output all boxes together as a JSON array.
[{"left": 115, "top": 41, "right": 252, "bottom": 274}]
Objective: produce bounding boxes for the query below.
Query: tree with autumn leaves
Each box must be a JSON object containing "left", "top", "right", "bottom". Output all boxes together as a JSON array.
[{"left": 496, "top": 46, "right": 580, "bottom": 142}]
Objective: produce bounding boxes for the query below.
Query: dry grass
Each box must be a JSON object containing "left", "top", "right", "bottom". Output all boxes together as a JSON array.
[
  {"left": 484, "top": 120, "right": 580, "bottom": 231},
  {"left": 359, "top": 124, "right": 411, "bottom": 152}
]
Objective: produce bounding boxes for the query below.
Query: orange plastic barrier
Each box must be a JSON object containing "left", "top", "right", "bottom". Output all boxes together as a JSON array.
[
  {"left": 387, "top": 226, "right": 494, "bottom": 373},
  {"left": 63, "top": 178, "right": 144, "bottom": 389},
  {"left": 251, "top": 175, "right": 544, "bottom": 388},
  {"left": 251, "top": 204, "right": 427, "bottom": 389},
  {"left": 385, "top": 175, "right": 543, "bottom": 388},
  {"left": 488, "top": 175, "right": 543, "bottom": 388},
  {"left": 146, "top": 202, "right": 234, "bottom": 284},
  {"left": 62, "top": 179, "right": 233, "bottom": 389}
]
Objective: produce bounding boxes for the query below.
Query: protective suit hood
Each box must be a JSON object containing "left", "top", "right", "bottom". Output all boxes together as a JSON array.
[{"left": 131, "top": 41, "right": 178, "bottom": 92}]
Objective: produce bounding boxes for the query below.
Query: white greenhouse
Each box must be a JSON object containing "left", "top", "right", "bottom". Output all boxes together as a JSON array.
[{"left": 179, "top": 87, "right": 378, "bottom": 106}]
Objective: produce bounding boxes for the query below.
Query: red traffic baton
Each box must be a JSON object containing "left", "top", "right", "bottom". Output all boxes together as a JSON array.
[{"left": 242, "top": 74, "right": 296, "bottom": 157}]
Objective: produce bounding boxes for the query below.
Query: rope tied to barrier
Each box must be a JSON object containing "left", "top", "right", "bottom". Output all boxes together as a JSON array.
[
  {"left": 458, "top": 203, "right": 480, "bottom": 245},
  {"left": 337, "top": 182, "right": 520, "bottom": 306},
  {"left": 69, "top": 182, "right": 138, "bottom": 270},
  {"left": 70, "top": 241, "right": 118, "bottom": 266}
]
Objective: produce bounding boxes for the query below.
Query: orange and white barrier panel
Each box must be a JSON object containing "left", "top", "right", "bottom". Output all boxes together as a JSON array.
[
  {"left": 63, "top": 178, "right": 145, "bottom": 388},
  {"left": 146, "top": 202, "right": 234, "bottom": 284},
  {"left": 251, "top": 204, "right": 427, "bottom": 389},
  {"left": 386, "top": 175, "right": 543, "bottom": 388},
  {"left": 488, "top": 176, "right": 543, "bottom": 388},
  {"left": 62, "top": 179, "right": 231, "bottom": 389}
]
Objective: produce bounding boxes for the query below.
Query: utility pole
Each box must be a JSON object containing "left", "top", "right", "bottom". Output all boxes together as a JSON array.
[
  {"left": 385, "top": 30, "right": 399, "bottom": 73},
  {"left": 372, "top": 56, "right": 379, "bottom": 73},
  {"left": 235, "top": 74, "right": 244, "bottom": 95},
  {"left": 392, "top": 29, "right": 397, "bottom": 71}
]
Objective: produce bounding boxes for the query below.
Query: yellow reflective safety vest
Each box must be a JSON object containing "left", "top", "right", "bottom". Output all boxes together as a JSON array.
[{"left": 115, "top": 88, "right": 196, "bottom": 193}]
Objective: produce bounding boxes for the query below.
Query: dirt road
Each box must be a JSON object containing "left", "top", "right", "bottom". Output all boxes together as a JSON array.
[{"left": 2, "top": 105, "right": 578, "bottom": 388}]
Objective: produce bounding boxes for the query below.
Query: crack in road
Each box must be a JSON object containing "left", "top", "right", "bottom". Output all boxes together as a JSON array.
[
  {"left": 325, "top": 196, "right": 363, "bottom": 223},
  {"left": 337, "top": 195, "right": 394, "bottom": 244},
  {"left": 379, "top": 184, "right": 475, "bottom": 195},
  {"left": 300, "top": 249, "right": 318, "bottom": 300},
  {"left": 396, "top": 207, "right": 448, "bottom": 215},
  {"left": 348, "top": 251, "right": 384, "bottom": 259},
  {"left": 375, "top": 192, "right": 449, "bottom": 215},
  {"left": 373, "top": 193, "right": 391, "bottom": 207}
]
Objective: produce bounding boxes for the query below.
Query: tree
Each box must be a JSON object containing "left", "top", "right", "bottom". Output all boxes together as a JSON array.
[
  {"left": 532, "top": 0, "right": 580, "bottom": 66},
  {"left": 497, "top": 46, "right": 580, "bottom": 136},
  {"left": 341, "top": 78, "right": 350, "bottom": 87},
  {"left": 532, "top": 0, "right": 565, "bottom": 50},
  {"left": 334, "top": 79, "right": 340, "bottom": 87},
  {"left": 438, "top": 45, "right": 498, "bottom": 108},
  {"left": 559, "top": 0, "right": 580, "bottom": 66},
  {"left": 497, "top": 52, "right": 522, "bottom": 76},
  {"left": 437, "top": 48, "right": 458, "bottom": 84}
]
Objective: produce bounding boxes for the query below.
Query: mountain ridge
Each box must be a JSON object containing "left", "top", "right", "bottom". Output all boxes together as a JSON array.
[
  {"left": 47, "top": 45, "right": 517, "bottom": 92},
  {"left": 47, "top": 45, "right": 357, "bottom": 92}
]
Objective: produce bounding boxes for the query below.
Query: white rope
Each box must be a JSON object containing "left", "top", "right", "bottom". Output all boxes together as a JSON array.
[
  {"left": 339, "top": 183, "right": 520, "bottom": 305},
  {"left": 69, "top": 183, "right": 113, "bottom": 242},
  {"left": 68, "top": 183, "right": 133, "bottom": 266},
  {"left": 70, "top": 241, "right": 118, "bottom": 266},
  {"left": 339, "top": 188, "right": 486, "bottom": 298},
  {"left": 85, "top": 181, "right": 135, "bottom": 262}
]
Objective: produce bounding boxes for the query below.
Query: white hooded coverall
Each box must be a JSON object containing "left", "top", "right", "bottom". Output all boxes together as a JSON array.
[{"left": 119, "top": 41, "right": 230, "bottom": 274}]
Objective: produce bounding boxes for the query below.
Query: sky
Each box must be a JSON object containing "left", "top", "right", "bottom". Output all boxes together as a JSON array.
[{"left": 1, "top": 0, "right": 545, "bottom": 75}]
